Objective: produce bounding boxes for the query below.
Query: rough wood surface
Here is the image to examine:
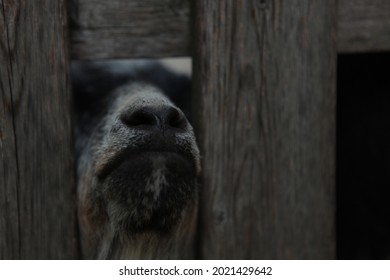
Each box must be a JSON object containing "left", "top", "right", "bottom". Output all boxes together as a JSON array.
[
  {"left": 0, "top": 2, "right": 20, "bottom": 260},
  {"left": 0, "top": 1, "right": 78, "bottom": 259},
  {"left": 69, "top": 0, "right": 390, "bottom": 59},
  {"left": 68, "top": 0, "right": 191, "bottom": 59},
  {"left": 193, "top": 0, "right": 336, "bottom": 259},
  {"left": 338, "top": 0, "right": 390, "bottom": 53}
]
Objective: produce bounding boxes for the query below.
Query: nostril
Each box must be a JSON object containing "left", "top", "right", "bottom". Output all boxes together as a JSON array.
[
  {"left": 120, "top": 106, "right": 188, "bottom": 131},
  {"left": 166, "top": 107, "right": 188, "bottom": 130},
  {"left": 120, "top": 109, "right": 157, "bottom": 127}
]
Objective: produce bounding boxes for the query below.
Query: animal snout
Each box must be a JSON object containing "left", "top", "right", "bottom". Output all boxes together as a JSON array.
[{"left": 120, "top": 105, "right": 189, "bottom": 133}]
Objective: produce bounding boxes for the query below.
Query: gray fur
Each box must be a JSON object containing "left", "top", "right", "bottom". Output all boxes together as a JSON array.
[{"left": 75, "top": 74, "right": 200, "bottom": 259}]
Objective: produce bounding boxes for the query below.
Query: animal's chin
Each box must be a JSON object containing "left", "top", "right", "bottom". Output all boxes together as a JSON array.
[{"left": 99, "top": 151, "right": 197, "bottom": 233}]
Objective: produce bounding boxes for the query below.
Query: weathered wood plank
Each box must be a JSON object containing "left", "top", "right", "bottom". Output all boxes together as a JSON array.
[
  {"left": 0, "top": 1, "right": 78, "bottom": 259},
  {"left": 0, "top": 2, "right": 20, "bottom": 259},
  {"left": 68, "top": 0, "right": 191, "bottom": 59},
  {"left": 193, "top": 0, "right": 336, "bottom": 259},
  {"left": 338, "top": 0, "right": 390, "bottom": 53},
  {"left": 69, "top": 0, "right": 390, "bottom": 59}
]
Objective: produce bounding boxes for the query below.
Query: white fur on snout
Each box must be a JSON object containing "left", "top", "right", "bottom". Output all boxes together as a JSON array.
[{"left": 144, "top": 156, "right": 168, "bottom": 202}]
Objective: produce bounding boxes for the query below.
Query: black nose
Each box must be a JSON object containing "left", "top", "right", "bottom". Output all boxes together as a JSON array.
[{"left": 120, "top": 105, "right": 189, "bottom": 131}]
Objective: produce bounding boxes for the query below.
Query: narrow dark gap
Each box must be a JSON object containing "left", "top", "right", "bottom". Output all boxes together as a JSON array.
[{"left": 336, "top": 52, "right": 390, "bottom": 259}]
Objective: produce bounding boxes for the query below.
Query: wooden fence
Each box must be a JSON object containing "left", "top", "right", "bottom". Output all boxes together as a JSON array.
[{"left": 1, "top": 0, "right": 389, "bottom": 259}]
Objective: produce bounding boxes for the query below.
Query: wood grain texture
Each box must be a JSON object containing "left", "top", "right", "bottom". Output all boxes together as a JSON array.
[
  {"left": 0, "top": 1, "right": 78, "bottom": 259},
  {"left": 338, "top": 0, "right": 390, "bottom": 53},
  {"left": 68, "top": 0, "right": 191, "bottom": 59},
  {"left": 0, "top": 2, "right": 20, "bottom": 259},
  {"left": 193, "top": 0, "right": 336, "bottom": 259},
  {"left": 68, "top": 0, "right": 390, "bottom": 60}
]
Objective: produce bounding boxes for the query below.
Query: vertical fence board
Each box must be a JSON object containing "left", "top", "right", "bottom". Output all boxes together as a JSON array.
[
  {"left": 0, "top": 2, "right": 20, "bottom": 259},
  {"left": 194, "top": 0, "right": 336, "bottom": 259},
  {"left": 0, "top": 1, "right": 78, "bottom": 258}
]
